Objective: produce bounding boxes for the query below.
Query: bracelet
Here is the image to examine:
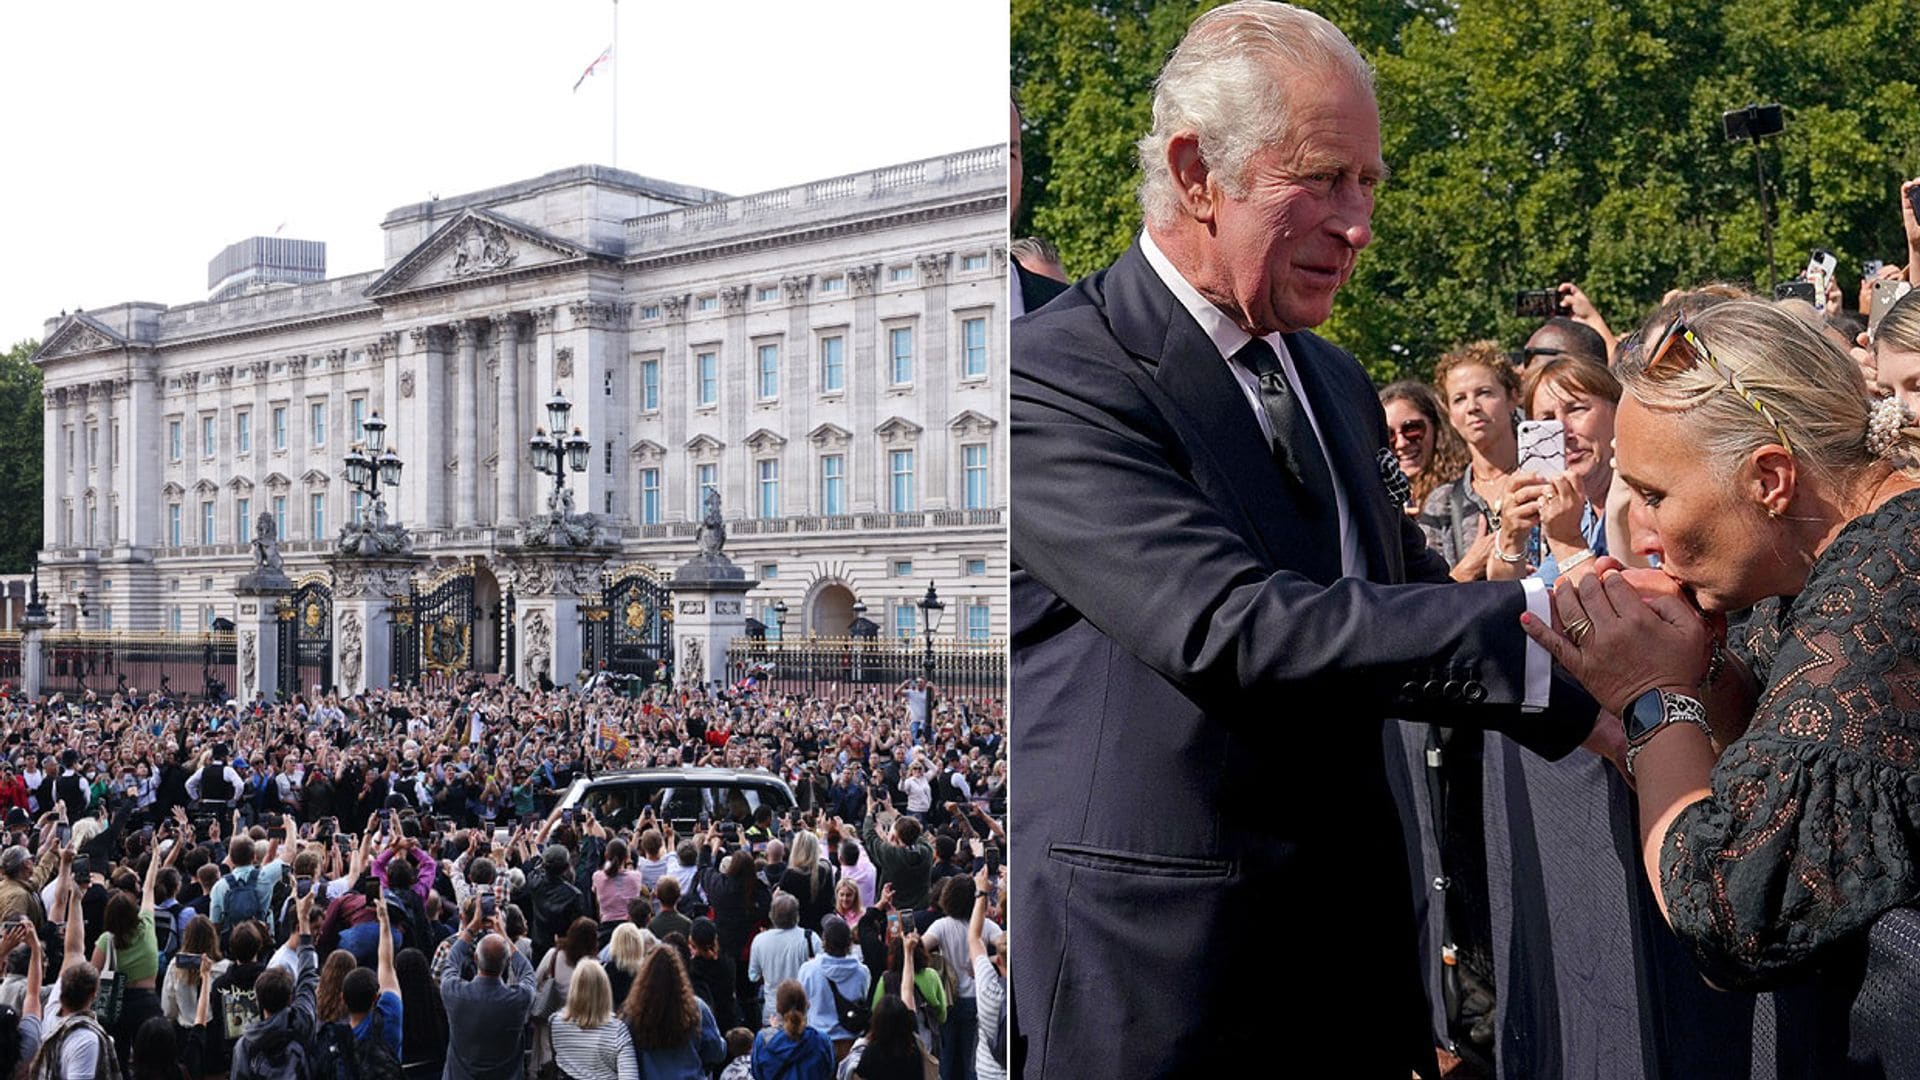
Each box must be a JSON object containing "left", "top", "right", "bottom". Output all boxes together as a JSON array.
[
  {"left": 1623, "top": 698, "right": 1714, "bottom": 778},
  {"left": 1557, "top": 548, "right": 1596, "bottom": 572},
  {"left": 1494, "top": 544, "right": 1527, "bottom": 564}
]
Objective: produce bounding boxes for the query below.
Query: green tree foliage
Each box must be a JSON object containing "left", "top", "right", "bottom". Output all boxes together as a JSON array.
[
  {"left": 0, "top": 342, "right": 40, "bottom": 573},
  {"left": 1013, "top": 0, "right": 1920, "bottom": 383}
]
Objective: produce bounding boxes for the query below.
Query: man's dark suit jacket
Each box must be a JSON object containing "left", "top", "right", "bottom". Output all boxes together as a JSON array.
[
  {"left": 1016, "top": 261, "right": 1069, "bottom": 315},
  {"left": 1009, "top": 241, "right": 1596, "bottom": 1078}
]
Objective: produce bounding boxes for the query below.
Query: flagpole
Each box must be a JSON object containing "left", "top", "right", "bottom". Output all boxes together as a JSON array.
[{"left": 611, "top": 0, "right": 619, "bottom": 170}]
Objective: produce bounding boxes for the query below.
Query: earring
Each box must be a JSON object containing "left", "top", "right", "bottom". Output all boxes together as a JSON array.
[{"left": 1765, "top": 507, "right": 1780, "bottom": 519}]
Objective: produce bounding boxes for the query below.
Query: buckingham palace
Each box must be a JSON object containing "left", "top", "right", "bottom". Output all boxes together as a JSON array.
[{"left": 29, "top": 145, "right": 1008, "bottom": 674}]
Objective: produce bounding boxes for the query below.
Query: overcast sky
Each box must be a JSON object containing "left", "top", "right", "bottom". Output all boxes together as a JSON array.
[{"left": 0, "top": 1, "right": 1009, "bottom": 348}]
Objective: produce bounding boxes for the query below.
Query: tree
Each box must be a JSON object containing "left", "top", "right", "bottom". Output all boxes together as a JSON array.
[
  {"left": 0, "top": 342, "right": 42, "bottom": 573},
  {"left": 1012, "top": 0, "right": 1920, "bottom": 383}
]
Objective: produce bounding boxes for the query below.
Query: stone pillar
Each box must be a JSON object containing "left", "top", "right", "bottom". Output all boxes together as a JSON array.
[
  {"left": 502, "top": 547, "right": 616, "bottom": 689},
  {"left": 493, "top": 313, "right": 522, "bottom": 529},
  {"left": 234, "top": 578, "right": 293, "bottom": 703},
  {"left": 669, "top": 567, "right": 757, "bottom": 688},
  {"left": 326, "top": 554, "right": 419, "bottom": 695},
  {"left": 19, "top": 583, "right": 51, "bottom": 699},
  {"left": 453, "top": 320, "right": 481, "bottom": 528},
  {"left": 849, "top": 264, "right": 882, "bottom": 512}
]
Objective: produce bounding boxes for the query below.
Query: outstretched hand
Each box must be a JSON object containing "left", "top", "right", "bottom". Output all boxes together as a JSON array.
[{"left": 1524, "top": 565, "right": 1711, "bottom": 716}]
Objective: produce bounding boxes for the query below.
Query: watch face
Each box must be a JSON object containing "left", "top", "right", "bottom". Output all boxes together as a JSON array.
[{"left": 1623, "top": 689, "right": 1668, "bottom": 744}]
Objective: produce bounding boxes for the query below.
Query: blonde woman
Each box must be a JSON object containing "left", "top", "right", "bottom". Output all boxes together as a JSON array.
[
  {"left": 776, "top": 831, "right": 836, "bottom": 932},
  {"left": 550, "top": 959, "right": 638, "bottom": 1080},
  {"left": 603, "top": 923, "right": 656, "bottom": 1008}
]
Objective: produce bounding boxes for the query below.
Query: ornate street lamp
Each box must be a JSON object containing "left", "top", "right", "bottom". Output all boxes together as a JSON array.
[
  {"left": 916, "top": 583, "right": 944, "bottom": 681},
  {"left": 339, "top": 411, "right": 408, "bottom": 555},
  {"left": 529, "top": 389, "right": 590, "bottom": 514},
  {"left": 773, "top": 599, "right": 788, "bottom": 644}
]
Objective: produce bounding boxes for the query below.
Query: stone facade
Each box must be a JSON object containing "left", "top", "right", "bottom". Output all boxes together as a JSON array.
[{"left": 31, "top": 147, "right": 1008, "bottom": 658}]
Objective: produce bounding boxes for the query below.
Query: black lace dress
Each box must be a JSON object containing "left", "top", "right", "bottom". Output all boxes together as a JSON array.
[{"left": 1661, "top": 487, "right": 1920, "bottom": 991}]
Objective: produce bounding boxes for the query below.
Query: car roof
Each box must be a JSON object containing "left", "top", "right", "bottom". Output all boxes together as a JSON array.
[{"left": 579, "top": 767, "right": 787, "bottom": 784}]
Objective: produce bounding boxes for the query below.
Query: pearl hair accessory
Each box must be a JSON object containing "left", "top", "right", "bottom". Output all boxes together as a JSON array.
[{"left": 1866, "top": 396, "right": 1917, "bottom": 467}]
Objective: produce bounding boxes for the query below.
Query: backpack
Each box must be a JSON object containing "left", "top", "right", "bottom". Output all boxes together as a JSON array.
[
  {"left": 822, "top": 970, "right": 871, "bottom": 1037},
  {"left": 245, "top": 1034, "right": 312, "bottom": 1080},
  {"left": 153, "top": 904, "right": 180, "bottom": 964},
  {"left": 312, "top": 1012, "right": 404, "bottom": 1080},
  {"left": 222, "top": 867, "right": 266, "bottom": 927}
]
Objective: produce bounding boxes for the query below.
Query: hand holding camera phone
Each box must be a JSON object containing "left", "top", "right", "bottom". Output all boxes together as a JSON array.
[{"left": 1515, "top": 289, "right": 1571, "bottom": 319}]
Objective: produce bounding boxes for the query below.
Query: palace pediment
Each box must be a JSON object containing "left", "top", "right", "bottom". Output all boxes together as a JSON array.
[
  {"left": 364, "top": 208, "right": 601, "bottom": 299},
  {"left": 33, "top": 313, "right": 128, "bottom": 362}
]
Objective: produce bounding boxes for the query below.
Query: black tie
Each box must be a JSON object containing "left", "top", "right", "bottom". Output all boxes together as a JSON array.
[{"left": 1237, "top": 337, "right": 1337, "bottom": 512}]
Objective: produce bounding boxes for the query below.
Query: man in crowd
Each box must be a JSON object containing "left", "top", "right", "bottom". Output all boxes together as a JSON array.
[
  {"left": 440, "top": 908, "right": 537, "bottom": 1080},
  {"left": 1010, "top": 3, "right": 1596, "bottom": 1076}
]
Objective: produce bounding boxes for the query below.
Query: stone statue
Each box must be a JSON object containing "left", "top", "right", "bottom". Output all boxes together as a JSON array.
[
  {"left": 252, "top": 512, "right": 284, "bottom": 572},
  {"left": 339, "top": 611, "right": 364, "bottom": 689},
  {"left": 695, "top": 490, "right": 726, "bottom": 556}
]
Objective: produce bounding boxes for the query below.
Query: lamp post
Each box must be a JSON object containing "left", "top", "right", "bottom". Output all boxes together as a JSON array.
[
  {"left": 343, "top": 411, "right": 405, "bottom": 527},
  {"left": 529, "top": 389, "right": 591, "bottom": 516},
  {"left": 916, "top": 583, "right": 944, "bottom": 681}
]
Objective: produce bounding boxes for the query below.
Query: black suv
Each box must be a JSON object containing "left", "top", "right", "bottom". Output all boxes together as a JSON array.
[{"left": 555, "top": 767, "right": 796, "bottom": 832}]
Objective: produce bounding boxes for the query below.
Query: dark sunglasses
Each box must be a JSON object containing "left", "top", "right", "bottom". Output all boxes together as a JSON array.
[
  {"left": 1391, "top": 419, "right": 1430, "bottom": 441},
  {"left": 1643, "top": 314, "right": 1794, "bottom": 455}
]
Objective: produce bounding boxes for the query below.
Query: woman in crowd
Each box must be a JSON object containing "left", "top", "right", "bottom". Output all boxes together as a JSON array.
[
  {"left": 776, "top": 831, "right": 835, "bottom": 935},
  {"left": 621, "top": 948, "right": 724, "bottom": 1080},
  {"left": 604, "top": 923, "right": 654, "bottom": 1008},
  {"left": 829, "top": 880, "right": 865, "bottom": 933},
  {"left": 159, "top": 916, "right": 228, "bottom": 1027},
  {"left": 1528, "top": 299, "right": 1920, "bottom": 1052},
  {"left": 92, "top": 839, "right": 166, "bottom": 1074},
  {"left": 872, "top": 929, "right": 944, "bottom": 1057},
  {"left": 752, "top": 980, "right": 834, "bottom": 1080},
  {"left": 1490, "top": 356, "right": 1622, "bottom": 585},
  {"left": 592, "top": 839, "right": 644, "bottom": 933},
  {"left": 393, "top": 948, "right": 447, "bottom": 1080},
  {"left": 1420, "top": 343, "right": 1534, "bottom": 580},
  {"left": 1381, "top": 379, "right": 1468, "bottom": 517},
  {"left": 550, "top": 958, "right": 638, "bottom": 1080},
  {"left": 1868, "top": 287, "right": 1920, "bottom": 416},
  {"left": 837, "top": 996, "right": 926, "bottom": 1080},
  {"left": 314, "top": 948, "right": 357, "bottom": 1025}
]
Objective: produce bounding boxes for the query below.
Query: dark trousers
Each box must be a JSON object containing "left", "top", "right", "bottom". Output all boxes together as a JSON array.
[
  {"left": 111, "top": 985, "right": 164, "bottom": 1076},
  {"left": 939, "top": 995, "right": 977, "bottom": 1080}
]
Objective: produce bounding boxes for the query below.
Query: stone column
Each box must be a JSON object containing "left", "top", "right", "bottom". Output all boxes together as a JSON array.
[
  {"left": 326, "top": 554, "right": 419, "bottom": 695},
  {"left": 96, "top": 381, "right": 116, "bottom": 546},
  {"left": 849, "top": 264, "right": 881, "bottom": 512},
  {"left": 453, "top": 320, "right": 481, "bottom": 528},
  {"left": 492, "top": 313, "right": 522, "bottom": 529},
  {"left": 660, "top": 297, "right": 689, "bottom": 519},
  {"left": 42, "top": 388, "right": 63, "bottom": 548},
  {"left": 917, "top": 252, "right": 953, "bottom": 509}
]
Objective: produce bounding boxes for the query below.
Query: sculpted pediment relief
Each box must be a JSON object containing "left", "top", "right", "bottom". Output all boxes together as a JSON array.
[
  {"left": 33, "top": 314, "right": 127, "bottom": 362},
  {"left": 364, "top": 209, "right": 597, "bottom": 299}
]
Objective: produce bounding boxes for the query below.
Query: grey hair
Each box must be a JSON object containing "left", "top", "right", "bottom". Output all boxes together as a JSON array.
[
  {"left": 1137, "top": 0, "right": 1375, "bottom": 228},
  {"left": 1618, "top": 299, "right": 1920, "bottom": 488}
]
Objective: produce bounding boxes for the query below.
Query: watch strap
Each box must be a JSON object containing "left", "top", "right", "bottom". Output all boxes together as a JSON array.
[{"left": 1623, "top": 691, "right": 1712, "bottom": 778}]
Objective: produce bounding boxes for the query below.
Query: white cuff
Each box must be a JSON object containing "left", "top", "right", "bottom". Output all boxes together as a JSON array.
[{"left": 1520, "top": 578, "right": 1552, "bottom": 712}]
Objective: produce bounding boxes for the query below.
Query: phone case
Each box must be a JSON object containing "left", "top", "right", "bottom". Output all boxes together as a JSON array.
[{"left": 1516, "top": 420, "right": 1567, "bottom": 479}]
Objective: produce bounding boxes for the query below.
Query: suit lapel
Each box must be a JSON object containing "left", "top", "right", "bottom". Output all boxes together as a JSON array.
[
  {"left": 1100, "top": 244, "right": 1341, "bottom": 583},
  {"left": 1283, "top": 332, "right": 1401, "bottom": 581}
]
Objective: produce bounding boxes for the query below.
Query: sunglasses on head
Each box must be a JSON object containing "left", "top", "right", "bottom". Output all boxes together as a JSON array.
[{"left": 1643, "top": 313, "right": 1794, "bottom": 455}]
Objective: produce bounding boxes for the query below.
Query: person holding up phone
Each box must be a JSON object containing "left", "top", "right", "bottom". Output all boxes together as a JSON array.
[{"left": 1423, "top": 343, "right": 1548, "bottom": 581}]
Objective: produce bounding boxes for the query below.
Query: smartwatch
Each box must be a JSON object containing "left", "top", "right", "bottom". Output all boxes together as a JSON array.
[{"left": 1621, "top": 689, "right": 1712, "bottom": 777}]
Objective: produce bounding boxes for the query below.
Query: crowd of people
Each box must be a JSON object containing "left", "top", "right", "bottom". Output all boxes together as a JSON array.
[
  {"left": 0, "top": 675, "right": 1008, "bottom": 1080},
  {"left": 1367, "top": 181, "right": 1920, "bottom": 1074}
]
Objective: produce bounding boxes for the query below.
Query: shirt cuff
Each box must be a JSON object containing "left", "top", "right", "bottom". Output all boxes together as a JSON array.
[{"left": 1520, "top": 578, "right": 1552, "bottom": 712}]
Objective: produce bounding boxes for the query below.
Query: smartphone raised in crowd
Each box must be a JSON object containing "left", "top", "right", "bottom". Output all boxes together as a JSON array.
[
  {"left": 1515, "top": 419, "right": 1567, "bottom": 480},
  {"left": 1514, "top": 289, "right": 1567, "bottom": 319}
]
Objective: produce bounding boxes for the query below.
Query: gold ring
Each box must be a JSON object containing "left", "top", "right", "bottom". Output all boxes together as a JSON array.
[{"left": 1565, "top": 618, "right": 1594, "bottom": 645}]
